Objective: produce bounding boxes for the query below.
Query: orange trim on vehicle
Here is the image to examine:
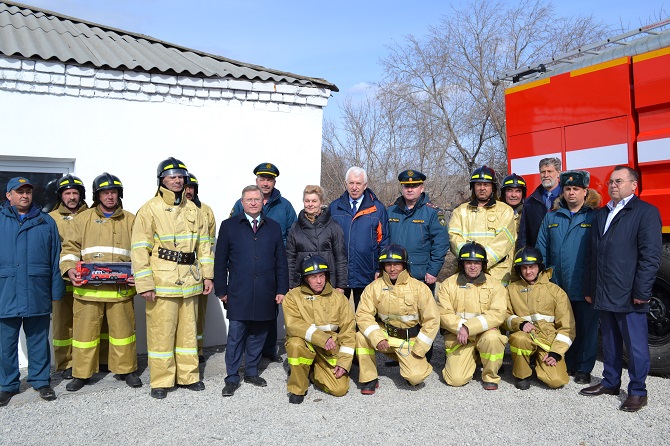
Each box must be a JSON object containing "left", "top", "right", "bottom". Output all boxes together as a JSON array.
[
  {"left": 570, "top": 57, "right": 628, "bottom": 77},
  {"left": 663, "top": 226, "right": 670, "bottom": 234},
  {"left": 633, "top": 47, "right": 670, "bottom": 63},
  {"left": 505, "top": 78, "right": 550, "bottom": 95}
]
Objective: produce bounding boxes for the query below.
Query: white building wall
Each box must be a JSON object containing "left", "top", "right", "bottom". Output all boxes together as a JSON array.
[{"left": 0, "top": 54, "right": 330, "bottom": 367}]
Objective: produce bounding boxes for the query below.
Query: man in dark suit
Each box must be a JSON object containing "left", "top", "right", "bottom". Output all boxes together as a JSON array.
[
  {"left": 580, "top": 166, "right": 662, "bottom": 412},
  {"left": 215, "top": 185, "right": 289, "bottom": 397}
]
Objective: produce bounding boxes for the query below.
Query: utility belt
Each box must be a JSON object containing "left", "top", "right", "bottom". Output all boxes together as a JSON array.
[
  {"left": 377, "top": 318, "right": 421, "bottom": 339},
  {"left": 157, "top": 248, "right": 197, "bottom": 265}
]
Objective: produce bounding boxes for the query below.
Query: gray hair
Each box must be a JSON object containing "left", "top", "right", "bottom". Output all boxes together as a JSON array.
[
  {"left": 345, "top": 166, "right": 368, "bottom": 183},
  {"left": 539, "top": 157, "right": 561, "bottom": 172},
  {"left": 241, "top": 185, "right": 262, "bottom": 199}
]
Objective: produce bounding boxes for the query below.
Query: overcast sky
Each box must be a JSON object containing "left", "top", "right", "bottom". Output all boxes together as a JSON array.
[{"left": 19, "top": 0, "right": 667, "bottom": 122}]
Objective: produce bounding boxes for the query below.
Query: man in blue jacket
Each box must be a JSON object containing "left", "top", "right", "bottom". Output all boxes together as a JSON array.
[
  {"left": 0, "top": 177, "right": 64, "bottom": 406},
  {"left": 387, "top": 170, "right": 448, "bottom": 292},
  {"left": 329, "top": 166, "right": 389, "bottom": 309},
  {"left": 580, "top": 166, "right": 662, "bottom": 412},
  {"left": 230, "top": 162, "right": 296, "bottom": 363},
  {"left": 215, "top": 185, "right": 289, "bottom": 397},
  {"left": 536, "top": 170, "right": 600, "bottom": 385}
]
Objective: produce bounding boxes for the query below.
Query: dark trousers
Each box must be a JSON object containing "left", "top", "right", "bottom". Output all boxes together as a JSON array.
[
  {"left": 225, "top": 320, "right": 270, "bottom": 384},
  {"left": 565, "top": 301, "right": 599, "bottom": 374},
  {"left": 600, "top": 310, "right": 650, "bottom": 396},
  {"left": 0, "top": 315, "right": 51, "bottom": 392},
  {"left": 343, "top": 288, "right": 365, "bottom": 311},
  {"left": 261, "top": 305, "right": 279, "bottom": 356}
]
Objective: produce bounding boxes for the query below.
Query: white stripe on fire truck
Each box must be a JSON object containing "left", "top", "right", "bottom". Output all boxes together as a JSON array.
[
  {"left": 510, "top": 152, "right": 562, "bottom": 176},
  {"left": 638, "top": 138, "right": 670, "bottom": 163},
  {"left": 565, "top": 143, "right": 628, "bottom": 170}
]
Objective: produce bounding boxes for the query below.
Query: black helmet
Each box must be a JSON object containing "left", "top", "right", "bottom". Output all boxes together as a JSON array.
[
  {"left": 469, "top": 165, "right": 497, "bottom": 193},
  {"left": 157, "top": 157, "right": 188, "bottom": 186},
  {"left": 458, "top": 241, "right": 487, "bottom": 267},
  {"left": 300, "top": 255, "right": 330, "bottom": 278},
  {"left": 92, "top": 172, "right": 123, "bottom": 200},
  {"left": 378, "top": 243, "right": 409, "bottom": 269},
  {"left": 500, "top": 173, "right": 526, "bottom": 199},
  {"left": 185, "top": 173, "right": 199, "bottom": 194},
  {"left": 56, "top": 174, "right": 86, "bottom": 202},
  {"left": 513, "top": 246, "right": 544, "bottom": 272}
]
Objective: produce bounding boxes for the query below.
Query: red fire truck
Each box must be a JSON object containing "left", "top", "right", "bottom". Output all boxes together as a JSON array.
[{"left": 502, "top": 21, "right": 670, "bottom": 373}]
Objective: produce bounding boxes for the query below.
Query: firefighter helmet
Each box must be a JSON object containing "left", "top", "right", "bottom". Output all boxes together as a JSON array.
[
  {"left": 157, "top": 157, "right": 188, "bottom": 185},
  {"left": 185, "top": 173, "right": 199, "bottom": 194},
  {"left": 92, "top": 172, "right": 124, "bottom": 200},
  {"left": 469, "top": 165, "right": 498, "bottom": 198},
  {"left": 55, "top": 174, "right": 86, "bottom": 202},
  {"left": 458, "top": 241, "right": 487, "bottom": 266},
  {"left": 300, "top": 255, "right": 330, "bottom": 278},
  {"left": 378, "top": 244, "right": 409, "bottom": 269},
  {"left": 500, "top": 173, "right": 526, "bottom": 199},
  {"left": 513, "top": 246, "right": 545, "bottom": 271}
]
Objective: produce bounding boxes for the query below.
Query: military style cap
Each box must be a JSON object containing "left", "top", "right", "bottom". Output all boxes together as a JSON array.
[
  {"left": 560, "top": 170, "right": 590, "bottom": 188},
  {"left": 6, "top": 177, "right": 33, "bottom": 193},
  {"left": 398, "top": 169, "right": 426, "bottom": 185},
  {"left": 253, "top": 162, "right": 280, "bottom": 177}
]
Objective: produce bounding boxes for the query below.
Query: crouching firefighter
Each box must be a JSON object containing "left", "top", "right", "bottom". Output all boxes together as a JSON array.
[
  {"left": 355, "top": 244, "right": 439, "bottom": 394},
  {"left": 437, "top": 241, "right": 508, "bottom": 390},
  {"left": 506, "top": 246, "right": 575, "bottom": 390},
  {"left": 283, "top": 255, "right": 356, "bottom": 404}
]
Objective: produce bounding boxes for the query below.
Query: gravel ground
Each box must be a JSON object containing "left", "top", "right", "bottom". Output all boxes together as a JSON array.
[{"left": 1, "top": 335, "right": 669, "bottom": 446}]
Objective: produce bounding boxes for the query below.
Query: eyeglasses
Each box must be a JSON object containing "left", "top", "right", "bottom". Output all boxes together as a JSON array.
[
  {"left": 606, "top": 179, "right": 633, "bottom": 186},
  {"left": 244, "top": 198, "right": 262, "bottom": 203}
]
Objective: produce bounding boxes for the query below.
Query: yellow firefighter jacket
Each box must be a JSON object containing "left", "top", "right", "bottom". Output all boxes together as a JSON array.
[
  {"left": 131, "top": 187, "right": 214, "bottom": 298},
  {"left": 437, "top": 272, "right": 506, "bottom": 337},
  {"left": 448, "top": 199, "right": 516, "bottom": 283},
  {"left": 506, "top": 270, "right": 575, "bottom": 357},
  {"left": 199, "top": 202, "right": 217, "bottom": 244},
  {"left": 356, "top": 270, "right": 439, "bottom": 357},
  {"left": 50, "top": 202, "right": 88, "bottom": 294},
  {"left": 59, "top": 204, "right": 135, "bottom": 302},
  {"left": 284, "top": 282, "right": 356, "bottom": 371}
]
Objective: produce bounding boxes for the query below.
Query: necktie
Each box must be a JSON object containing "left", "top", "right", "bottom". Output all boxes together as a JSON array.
[
  {"left": 252, "top": 219, "right": 258, "bottom": 233},
  {"left": 352, "top": 200, "right": 358, "bottom": 214}
]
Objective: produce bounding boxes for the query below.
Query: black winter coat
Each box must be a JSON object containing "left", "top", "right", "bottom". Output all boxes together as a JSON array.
[
  {"left": 588, "top": 195, "right": 662, "bottom": 313},
  {"left": 286, "top": 208, "right": 348, "bottom": 289},
  {"left": 517, "top": 184, "right": 556, "bottom": 250}
]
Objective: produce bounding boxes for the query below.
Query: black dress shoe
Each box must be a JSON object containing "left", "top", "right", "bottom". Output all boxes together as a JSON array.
[
  {"left": 0, "top": 390, "right": 18, "bottom": 407},
  {"left": 61, "top": 367, "right": 73, "bottom": 380},
  {"left": 99, "top": 364, "right": 109, "bottom": 373},
  {"left": 567, "top": 369, "right": 576, "bottom": 376},
  {"left": 244, "top": 375, "right": 267, "bottom": 387},
  {"left": 574, "top": 372, "right": 591, "bottom": 385},
  {"left": 66, "top": 378, "right": 89, "bottom": 392},
  {"left": 288, "top": 393, "right": 304, "bottom": 404},
  {"left": 620, "top": 395, "right": 648, "bottom": 412},
  {"left": 184, "top": 381, "right": 205, "bottom": 391},
  {"left": 122, "top": 372, "right": 143, "bottom": 388},
  {"left": 221, "top": 382, "right": 240, "bottom": 397},
  {"left": 515, "top": 377, "right": 530, "bottom": 390},
  {"left": 263, "top": 353, "right": 283, "bottom": 363},
  {"left": 579, "top": 383, "right": 620, "bottom": 396},
  {"left": 37, "top": 386, "right": 57, "bottom": 401},
  {"left": 150, "top": 388, "right": 168, "bottom": 399}
]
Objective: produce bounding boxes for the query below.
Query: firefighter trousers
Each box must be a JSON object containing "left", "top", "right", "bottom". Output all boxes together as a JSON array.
[
  {"left": 52, "top": 291, "right": 74, "bottom": 371},
  {"left": 442, "top": 329, "right": 507, "bottom": 386},
  {"left": 71, "top": 298, "right": 137, "bottom": 379},
  {"left": 509, "top": 331, "right": 569, "bottom": 388},
  {"left": 286, "top": 336, "right": 350, "bottom": 397},
  {"left": 146, "top": 296, "right": 199, "bottom": 388},
  {"left": 196, "top": 294, "right": 207, "bottom": 354},
  {"left": 355, "top": 332, "right": 432, "bottom": 385}
]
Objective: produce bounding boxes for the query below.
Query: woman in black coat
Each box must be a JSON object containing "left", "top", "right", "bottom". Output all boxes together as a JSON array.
[{"left": 286, "top": 185, "right": 347, "bottom": 290}]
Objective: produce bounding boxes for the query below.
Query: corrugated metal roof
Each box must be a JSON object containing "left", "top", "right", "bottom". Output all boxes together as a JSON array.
[{"left": 0, "top": 1, "right": 338, "bottom": 91}]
